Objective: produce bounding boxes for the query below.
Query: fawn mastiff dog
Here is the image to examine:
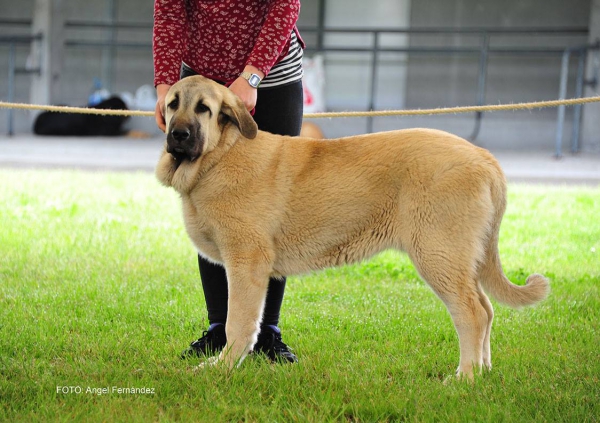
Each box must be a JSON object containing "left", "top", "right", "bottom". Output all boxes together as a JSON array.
[{"left": 156, "top": 75, "right": 549, "bottom": 379}]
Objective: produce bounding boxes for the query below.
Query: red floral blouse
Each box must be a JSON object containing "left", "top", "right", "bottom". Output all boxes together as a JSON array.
[{"left": 153, "top": 0, "right": 303, "bottom": 86}]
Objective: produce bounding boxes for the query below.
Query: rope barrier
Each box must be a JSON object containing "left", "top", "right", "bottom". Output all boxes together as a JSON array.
[
  {"left": 1, "top": 95, "right": 599, "bottom": 119},
  {"left": 0, "top": 102, "right": 152, "bottom": 117},
  {"left": 303, "top": 96, "right": 600, "bottom": 119}
]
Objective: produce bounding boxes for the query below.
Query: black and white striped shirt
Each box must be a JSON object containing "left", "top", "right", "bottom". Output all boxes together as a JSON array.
[{"left": 260, "top": 31, "right": 304, "bottom": 89}]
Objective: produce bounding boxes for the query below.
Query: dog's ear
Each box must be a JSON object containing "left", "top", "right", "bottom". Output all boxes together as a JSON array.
[{"left": 220, "top": 92, "right": 258, "bottom": 139}]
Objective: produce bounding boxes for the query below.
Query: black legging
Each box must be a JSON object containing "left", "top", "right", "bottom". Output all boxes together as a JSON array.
[{"left": 180, "top": 66, "right": 303, "bottom": 327}]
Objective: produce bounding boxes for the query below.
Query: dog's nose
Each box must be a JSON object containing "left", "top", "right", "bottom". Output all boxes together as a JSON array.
[{"left": 171, "top": 128, "right": 191, "bottom": 143}]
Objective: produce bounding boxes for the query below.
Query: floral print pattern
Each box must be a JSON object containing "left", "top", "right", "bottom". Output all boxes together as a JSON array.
[{"left": 153, "top": 0, "right": 302, "bottom": 86}]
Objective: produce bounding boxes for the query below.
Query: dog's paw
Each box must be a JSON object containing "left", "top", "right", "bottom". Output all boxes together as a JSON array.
[
  {"left": 443, "top": 368, "right": 475, "bottom": 385},
  {"left": 194, "top": 356, "right": 221, "bottom": 370}
]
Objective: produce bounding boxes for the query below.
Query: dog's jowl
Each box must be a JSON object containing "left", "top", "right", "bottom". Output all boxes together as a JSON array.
[{"left": 156, "top": 75, "right": 549, "bottom": 380}]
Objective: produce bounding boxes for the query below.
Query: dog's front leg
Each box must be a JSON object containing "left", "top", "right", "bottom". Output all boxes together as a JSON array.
[{"left": 218, "top": 252, "right": 272, "bottom": 369}]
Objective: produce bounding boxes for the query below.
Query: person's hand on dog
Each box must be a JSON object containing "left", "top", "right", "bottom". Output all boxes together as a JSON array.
[
  {"left": 228, "top": 65, "right": 264, "bottom": 112},
  {"left": 155, "top": 83, "right": 171, "bottom": 132}
]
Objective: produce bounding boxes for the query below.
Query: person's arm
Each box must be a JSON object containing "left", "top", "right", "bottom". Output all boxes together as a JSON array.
[
  {"left": 229, "top": 0, "right": 301, "bottom": 111},
  {"left": 245, "top": 0, "right": 301, "bottom": 77},
  {"left": 153, "top": 0, "right": 186, "bottom": 131}
]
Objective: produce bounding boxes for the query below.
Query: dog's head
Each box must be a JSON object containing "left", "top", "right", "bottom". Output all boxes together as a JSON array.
[{"left": 164, "top": 75, "right": 258, "bottom": 162}]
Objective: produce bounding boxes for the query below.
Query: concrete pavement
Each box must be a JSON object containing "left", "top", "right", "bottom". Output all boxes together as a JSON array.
[{"left": 1, "top": 133, "right": 599, "bottom": 185}]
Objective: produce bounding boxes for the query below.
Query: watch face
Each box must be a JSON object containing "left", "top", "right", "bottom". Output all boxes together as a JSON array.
[{"left": 248, "top": 74, "right": 261, "bottom": 88}]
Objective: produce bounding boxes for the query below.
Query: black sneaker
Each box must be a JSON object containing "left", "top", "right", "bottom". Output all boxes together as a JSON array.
[
  {"left": 253, "top": 325, "right": 298, "bottom": 363},
  {"left": 181, "top": 323, "right": 227, "bottom": 359}
]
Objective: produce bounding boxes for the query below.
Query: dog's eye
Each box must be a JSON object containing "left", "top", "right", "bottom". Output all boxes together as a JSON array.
[
  {"left": 168, "top": 97, "right": 179, "bottom": 110},
  {"left": 196, "top": 102, "right": 210, "bottom": 114}
]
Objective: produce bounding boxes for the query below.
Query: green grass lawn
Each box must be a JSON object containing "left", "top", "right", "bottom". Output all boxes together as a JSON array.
[{"left": 0, "top": 169, "right": 598, "bottom": 422}]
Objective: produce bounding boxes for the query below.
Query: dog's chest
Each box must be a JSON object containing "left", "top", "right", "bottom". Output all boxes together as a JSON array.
[{"left": 181, "top": 197, "right": 223, "bottom": 263}]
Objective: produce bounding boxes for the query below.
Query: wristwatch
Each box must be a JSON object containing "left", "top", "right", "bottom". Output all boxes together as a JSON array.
[{"left": 239, "top": 72, "right": 262, "bottom": 88}]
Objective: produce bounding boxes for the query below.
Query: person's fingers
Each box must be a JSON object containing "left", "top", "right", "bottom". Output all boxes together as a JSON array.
[
  {"left": 155, "top": 84, "right": 171, "bottom": 132},
  {"left": 155, "top": 100, "right": 166, "bottom": 132}
]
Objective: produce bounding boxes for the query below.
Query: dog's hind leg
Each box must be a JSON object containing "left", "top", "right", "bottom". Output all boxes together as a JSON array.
[
  {"left": 409, "top": 249, "right": 489, "bottom": 380},
  {"left": 477, "top": 285, "right": 494, "bottom": 370}
]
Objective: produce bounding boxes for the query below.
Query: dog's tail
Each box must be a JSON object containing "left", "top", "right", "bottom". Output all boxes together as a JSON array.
[
  {"left": 480, "top": 254, "right": 549, "bottom": 308},
  {"left": 478, "top": 170, "right": 550, "bottom": 308}
]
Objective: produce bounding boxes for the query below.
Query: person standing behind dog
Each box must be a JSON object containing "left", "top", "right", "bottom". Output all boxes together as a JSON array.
[{"left": 153, "top": 0, "right": 304, "bottom": 363}]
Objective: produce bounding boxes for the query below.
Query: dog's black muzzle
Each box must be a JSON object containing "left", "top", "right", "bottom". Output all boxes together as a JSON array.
[{"left": 167, "top": 125, "right": 202, "bottom": 162}]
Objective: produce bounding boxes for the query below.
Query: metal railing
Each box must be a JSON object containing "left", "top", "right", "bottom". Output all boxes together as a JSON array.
[
  {"left": 555, "top": 42, "right": 600, "bottom": 157},
  {"left": 2, "top": 19, "right": 598, "bottom": 153},
  {"left": 299, "top": 26, "right": 597, "bottom": 149}
]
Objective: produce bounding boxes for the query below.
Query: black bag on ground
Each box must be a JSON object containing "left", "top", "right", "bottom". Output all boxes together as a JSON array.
[{"left": 33, "top": 96, "right": 129, "bottom": 136}]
